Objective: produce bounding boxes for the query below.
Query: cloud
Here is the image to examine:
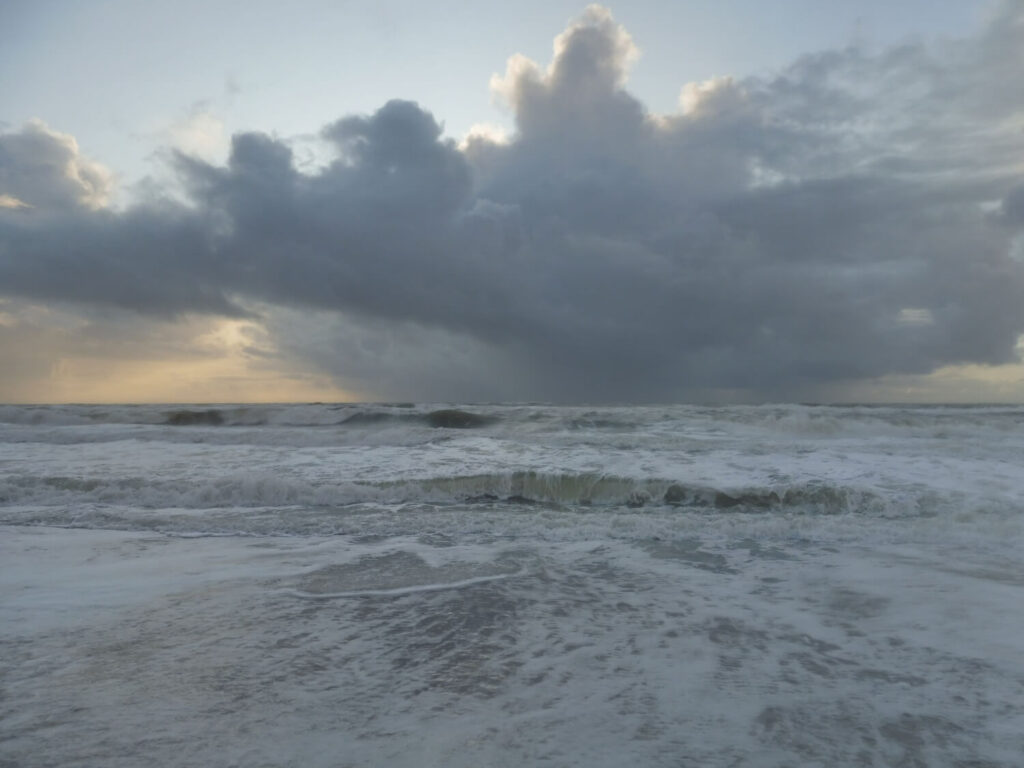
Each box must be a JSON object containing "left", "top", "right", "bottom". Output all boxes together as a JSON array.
[
  {"left": 259, "top": 306, "right": 539, "bottom": 403},
  {"left": 1002, "top": 184, "right": 1024, "bottom": 226},
  {"left": 168, "top": 105, "right": 228, "bottom": 165},
  {"left": 0, "top": 194, "right": 31, "bottom": 211},
  {"left": 0, "top": 119, "right": 114, "bottom": 211},
  {"left": 2, "top": 4, "right": 1024, "bottom": 401},
  {"left": 490, "top": 5, "right": 640, "bottom": 126}
]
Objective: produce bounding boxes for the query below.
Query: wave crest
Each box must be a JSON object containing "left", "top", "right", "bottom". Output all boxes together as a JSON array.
[{"left": 0, "top": 470, "right": 916, "bottom": 517}]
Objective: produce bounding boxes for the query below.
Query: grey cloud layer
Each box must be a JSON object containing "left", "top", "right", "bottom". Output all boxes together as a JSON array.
[{"left": 2, "top": 4, "right": 1023, "bottom": 400}]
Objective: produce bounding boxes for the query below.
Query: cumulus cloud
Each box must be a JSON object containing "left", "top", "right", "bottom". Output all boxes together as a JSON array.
[
  {"left": 2, "top": 4, "right": 1024, "bottom": 401},
  {"left": 0, "top": 120, "right": 114, "bottom": 211}
]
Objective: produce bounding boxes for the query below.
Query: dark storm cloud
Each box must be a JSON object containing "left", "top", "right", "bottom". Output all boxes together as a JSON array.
[
  {"left": 1002, "top": 185, "right": 1024, "bottom": 226},
  {"left": 2, "top": 4, "right": 1024, "bottom": 400}
]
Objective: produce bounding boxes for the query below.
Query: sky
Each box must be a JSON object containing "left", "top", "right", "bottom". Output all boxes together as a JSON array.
[{"left": 1, "top": 0, "right": 1023, "bottom": 403}]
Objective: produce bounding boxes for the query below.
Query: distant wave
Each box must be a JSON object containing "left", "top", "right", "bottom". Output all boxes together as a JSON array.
[
  {"left": 340, "top": 409, "right": 497, "bottom": 429},
  {"left": 160, "top": 407, "right": 499, "bottom": 429},
  {"left": 2, "top": 402, "right": 1022, "bottom": 436},
  {"left": 0, "top": 404, "right": 502, "bottom": 430},
  {"left": 164, "top": 409, "right": 229, "bottom": 426}
]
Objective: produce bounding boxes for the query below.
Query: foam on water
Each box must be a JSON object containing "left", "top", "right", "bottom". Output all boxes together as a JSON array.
[
  {"left": 2, "top": 404, "right": 1023, "bottom": 766},
  {"left": 1, "top": 403, "right": 1021, "bottom": 526}
]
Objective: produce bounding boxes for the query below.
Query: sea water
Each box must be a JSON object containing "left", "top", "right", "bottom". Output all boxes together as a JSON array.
[{"left": 1, "top": 403, "right": 1023, "bottom": 766}]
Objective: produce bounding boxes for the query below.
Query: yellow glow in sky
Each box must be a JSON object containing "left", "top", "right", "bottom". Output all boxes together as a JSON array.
[{"left": 0, "top": 312, "right": 362, "bottom": 404}]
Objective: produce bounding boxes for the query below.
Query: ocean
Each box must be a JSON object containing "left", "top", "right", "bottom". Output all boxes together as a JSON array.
[{"left": 2, "top": 403, "right": 1023, "bottom": 766}]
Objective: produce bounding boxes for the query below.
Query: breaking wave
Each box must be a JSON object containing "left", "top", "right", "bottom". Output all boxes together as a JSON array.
[{"left": 0, "top": 469, "right": 970, "bottom": 518}]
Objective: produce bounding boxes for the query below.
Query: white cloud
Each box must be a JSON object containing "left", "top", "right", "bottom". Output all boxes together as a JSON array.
[
  {"left": 168, "top": 108, "right": 228, "bottom": 164},
  {"left": 458, "top": 123, "right": 509, "bottom": 152},
  {"left": 0, "top": 119, "right": 114, "bottom": 211},
  {"left": 0, "top": 194, "right": 31, "bottom": 211}
]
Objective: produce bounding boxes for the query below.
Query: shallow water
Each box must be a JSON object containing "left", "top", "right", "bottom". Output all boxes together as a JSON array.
[{"left": 2, "top": 403, "right": 1023, "bottom": 766}]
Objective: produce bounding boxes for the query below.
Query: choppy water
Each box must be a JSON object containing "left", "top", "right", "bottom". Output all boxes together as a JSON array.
[{"left": 2, "top": 403, "right": 1023, "bottom": 766}]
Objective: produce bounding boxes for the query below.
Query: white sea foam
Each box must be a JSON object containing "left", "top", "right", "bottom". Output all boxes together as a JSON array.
[
  {"left": 1, "top": 404, "right": 1023, "bottom": 766},
  {"left": 284, "top": 570, "right": 526, "bottom": 599}
]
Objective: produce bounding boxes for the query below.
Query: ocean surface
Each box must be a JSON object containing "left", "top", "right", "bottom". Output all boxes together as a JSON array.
[{"left": 2, "top": 403, "right": 1023, "bottom": 766}]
